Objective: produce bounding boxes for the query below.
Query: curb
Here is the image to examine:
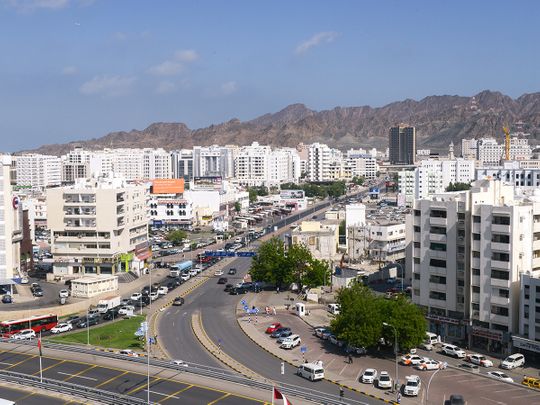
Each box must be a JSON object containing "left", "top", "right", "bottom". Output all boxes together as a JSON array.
[{"left": 234, "top": 306, "right": 397, "bottom": 405}]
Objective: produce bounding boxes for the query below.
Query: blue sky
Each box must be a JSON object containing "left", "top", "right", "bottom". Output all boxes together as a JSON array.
[{"left": 1, "top": 0, "right": 539, "bottom": 151}]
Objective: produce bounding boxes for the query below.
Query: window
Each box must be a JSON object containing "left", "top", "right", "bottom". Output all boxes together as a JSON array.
[
  {"left": 491, "top": 306, "right": 509, "bottom": 317},
  {"left": 458, "top": 213, "right": 465, "bottom": 220},
  {"left": 493, "top": 216, "right": 510, "bottom": 225},
  {"left": 429, "top": 259, "right": 446, "bottom": 268},
  {"left": 429, "top": 275, "right": 446, "bottom": 284},
  {"left": 429, "top": 291, "right": 446, "bottom": 300},
  {"left": 414, "top": 257, "right": 420, "bottom": 264},
  {"left": 491, "top": 269, "right": 509, "bottom": 280},
  {"left": 492, "top": 234, "right": 510, "bottom": 243},
  {"left": 429, "top": 226, "right": 446, "bottom": 235},
  {"left": 472, "top": 268, "right": 480, "bottom": 276},
  {"left": 498, "top": 289, "right": 509, "bottom": 298},
  {"left": 414, "top": 242, "right": 421, "bottom": 248},
  {"left": 458, "top": 279, "right": 464, "bottom": 287},
  {"left": 472, "top": 286, "right": 480, "bottom": 293},
  {"left": 414, "top": 210, "right": 420, "bottom": 217},
  {"left": 492, "top": 252, "right": 510, "bottom": 262},
  {"left": 472, "top": 251, "right": 480, "bottom": 258},
  {"left": 473, "top": 215, "right": 481, "bottom": 223},
  {"left": 472, "top": 303, "right": 479, "bottom": 310},
  {"left": 414, "top": 273, "right": 420, "bottom": 280},
  {"left": 473, "top": 233, "right": 480, "bottom": 240},
  {"left": 414, "top": 226, "right": 421, "bottom": 232},
  {"left": 430, "top": 243, "right": 446, "bottom": 251},
  {"left": 430, "top": 210, "right": 447, "bottom": 218}
]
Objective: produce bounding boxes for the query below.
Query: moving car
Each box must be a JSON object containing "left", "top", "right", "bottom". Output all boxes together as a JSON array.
[
  {"left": 172, "top": 297, "right": 185, "bottom": 306},
  {"left": 103, "top": 308, "right": 121, "bottom": 320},
  {"left": 501, "top": 353, "right": 525, "bottom": 369},
  {"left": 457, "top": 363, "right": 479, "bottom": 373},
  {"left": 441, "top": 344, "right": 466, "bottom": 358},
  {"left": 401, "top": 353, "right": 424, "bottom": 366},
  {"left": 58, "top": 289, "right": 69, "bottom": 298},
  {"left": 377, "top": 371, "right": 392, "bottom": 389},
  {"left": 214, "top": 269, "right": 224, "bottom": 276},
  {"left": 51, "top": 323, "right": 73, "bottom": 334},
  {"left": 360, "top": 368, "right": 377, "bottom": 384},
  {"left": 266, "top": 323, "right": 282, "bottom": 334},
  {"left": 2, "top": 295, "right": 12, "bottom": 304},
  {"left": 119, "top": 349, "right": 139, "bottom": 357},
  {"left": 32, "top": 287, "right": 43, "bottom": 297},
  {"left": 171, "top": 360, "right": 188, "bottom": 367},
  {"left": 65, "top": 315, "right": 81, "bottom": 326},
  {"left": 270, "top": 327, "right": 291, "bottom": 338},
  {"left": 130, "top": 292, "right": 142, "bottom": 301},
  {"left": 487, "top": 371, "right": 513, "bottom": 383},
  {"left": 228, "top": 268, "right": 237, "bottom": 275},
  {"left": 12, "top": 329, "right": 36, "bottom": 340},
  {"left": 415, "top": 358, "right": 440, "bottom": 371},
  {"left": 297, "top": 361, "right": 324, "bottom": 381},
  {"left": 77, "top": 316, "right": 99, "bottom": 328},
  {"left": 280, "top": 334, "right": 301, "bottom": 349},
  {"left": 224, "top": 284, "right": 234, "bottom": 292},
  {"left": 217, "top": 277, "right": 228, "bottom": 284},
  {"left": 404, "top": 375, "right": 421, "bottom": 396},
  {"left": 466, "top": 353, "right": 493, "bottom": 367}
]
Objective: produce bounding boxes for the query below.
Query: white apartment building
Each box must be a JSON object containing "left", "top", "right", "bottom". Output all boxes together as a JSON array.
[
  {"left": 367, "top": 223, "right": 407, "bottom": 263},
  {"left": 475, "top": 137, "right": 533, "bottom": 165},
  {"left": 171, "top": 149, "right": 194, "bottom": 180},
  {"left": 476, "top": 160, "right": 540, "bottom": 187},
  {"left": 193, "top": 145, "right": 235, "bottom": 179},
  {"left": 61, "top": 147, "right": 94, "bottom": 183},
  {"left": 307, "top": 143, "right": 342, "bottom": 182},
  {"left": 0, "top": 155, "right": 23, "bottom": 284},
  {"left": 15, "top": 154, "right": 62, "bottom": 191},
  {"left": 344, "top": 150, "right": 379, "bottom": 180},
  {"left": 149, "top": 180, "right": 192, "bottom": 229},
  {"left": 47, "top": 175, "right": 149, "bottom": 278},
  {"left": 517, "top": 272, "right": 540, "bottom": 360},
  {"left": 411, "top": 180, "right": 540, "bottom": 353},
  {"left": 142, "top": 148, "right": 171, "bottom": 179}
]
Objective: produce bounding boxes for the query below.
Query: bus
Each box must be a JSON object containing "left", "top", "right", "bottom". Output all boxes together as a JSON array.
[
  {"left": 0, "top": 314, "right": 58, "bottom": 337},
  {"left": 169, "top": 260, "right": 193, "bottom": 277}
]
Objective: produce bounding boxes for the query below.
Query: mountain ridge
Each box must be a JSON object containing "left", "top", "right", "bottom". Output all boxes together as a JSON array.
[{"left": 23, "top": 90, "right": 540, "bottom": 156}]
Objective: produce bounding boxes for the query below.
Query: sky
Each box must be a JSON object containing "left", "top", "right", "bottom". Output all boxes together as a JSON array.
[{"left": 1, "top": 0, "right": 539, "bottom": 151}]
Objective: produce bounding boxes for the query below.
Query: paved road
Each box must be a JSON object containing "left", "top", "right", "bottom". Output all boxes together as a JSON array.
[
  {"left": 0, "top": 384, "right": 76, "bottom": 405},
  {"left": 0, "top": 348, "right": 264, "bottom": 405}
]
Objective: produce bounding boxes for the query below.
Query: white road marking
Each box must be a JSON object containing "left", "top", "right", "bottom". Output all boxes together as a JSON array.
[
  {"left": 479, "top": 396, "right": 507, "bottom": 404},
  {"left": 339, "top": 364, "right": 348, "bottom": 375},
  {"left": 0, "top": 362, "right": 13, "bottom": 366},
  {"left": 355, "top": 368, "right": 364, "bottom": 383},
  {"left": 325, "top": 358, "right": 335, "bottom": 368},
  {"left": 511, "top": 393, "right": 540, "bottom": 399},
  {"left": 57, "top": 372, "right": 97, "bottom": 381},
  {"left": 144, "top": 389, "right": 180, "bottom": 399}
]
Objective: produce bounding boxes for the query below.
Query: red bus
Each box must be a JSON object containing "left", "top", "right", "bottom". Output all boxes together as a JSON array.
[{"left": 0, "top": 314, "right": 58, "bottom": 337}]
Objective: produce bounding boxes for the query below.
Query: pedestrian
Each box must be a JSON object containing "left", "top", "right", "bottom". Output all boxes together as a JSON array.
[
  {"left": 397, "top": 392, "right": 401, "bottom": 404},
  {"left": 272, "top": 306, "right": 277, "bottom": 316},
  {"left": 276, "top": 286, "right": 280, "bottom": 294},
  {"left": 348, "top": 353, "right": 353, "bottom": 364}
]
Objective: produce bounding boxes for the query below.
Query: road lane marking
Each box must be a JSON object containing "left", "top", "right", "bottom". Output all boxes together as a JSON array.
[
  {"left": 58, "top": 367, "right": 98, "bottom": 382},
  {"left": 325, "top": 358, "right": 335, "bottom": 368},
  {"left": 126, "top": 377, "right": 161, "bottom": 395},
  {"left": 4, "top": 354, "right": 36, "bottom": 369},
  {"left": 0, "top": 361, "right": 13, "bottom": 366},
  {"left": 159, "top": 385, "right": 193, "bottom": 402},
  {"left": 479, "top": 396, "right": 508, "bottom": 404},
  {"left": 94, "top": 370, "right": 128, "bottom": 388},
  {"left": 338, "top": 363, "right": 348, "bottom": 375},
  {"left": 208, "top": 393, "right": 231, "bottom": 404},
  {"left": 33, "top": 359, "right": 66, "bottom": 375},
  {"left": 355, "top": 367, "right": 364, "bottom": 383}
]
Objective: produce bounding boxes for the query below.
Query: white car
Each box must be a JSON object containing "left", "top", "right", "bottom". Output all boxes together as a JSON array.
[
  {"left": 466, "top": 353, "right": 493, "bottom": 367},
  {"left": 441, "top": 344, "right": 466, "bottom": 358},
  {"left": 280, "top": 334, "right": 301, "bottom": 349},
  {"left": 360, "top": 368, "right": 377, "bottom": 384},
  {"left": 58, "top": 289, "right": 70, "bottom": 298},
  {"left": 377, "top": 371, "right": 392, "bottom": 389},
  {"left": 415, "top": 358, "right": 440, "bottom": 371},
  {"left": 404, "top": 375, "right": 421, "bottom": 396},
  {"left": 487, "top": 371, "right": 514, "bottom": 383},
  {"left": 171, "top": 360, "right": 189, "bottom": 367},
  {"left": 130, "top": 292, "right": 142, "bottom": 301},
  {"left": 119, "top": 349, "right": 138, "bottom": 357},
  {"left": 329, "top": 335, "right": 345, "bottom": 347},
  {"left": 51, "top": 323, "right": 73, "bottom": 334},
  {"left": 20, "top": 277, "right": 29, "bottom": 284},
  {"left": 157, "top": 286, "right": 168, "bottom": 295},
  {"left": 400, "top": 353, "right": 424, "bottom": 366},
  {"left": 149, "top": 292, "right": 159, "bottom": 301},
  {"left": 501, "top": 353, "right": 525, "bottom": 369},
  {"left": 180, "top": 273, "right": 190, "bottom": 281},
  {"left": 214, "top": 270, "right": 224, "bottom": 276},
  {"left": 12, "top": 329, "right": 36, "bottom": 340},
  {"left": 118, "top": 305, "right": 135, "bottom": 315}
]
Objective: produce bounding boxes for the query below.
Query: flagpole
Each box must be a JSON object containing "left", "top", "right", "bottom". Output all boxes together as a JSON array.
[
  {"left": 271, "top": 387, "right": 274, "bottom": 405},
  {"left": 39, "top": 330, "right": 43, "bottom": 383}
]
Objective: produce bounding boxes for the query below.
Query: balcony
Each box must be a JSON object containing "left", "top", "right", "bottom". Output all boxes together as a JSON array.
[
  {"left": 491, "top": 295, "right": 510, "bottom": 306},
  {"left": 429, "top": 298, "right": 447, "bottom": 308},
  {"left": 430, "top": 250, "right": 447, "bottom": 260},
  {"left": 490, "top": 314, "right": 509, "bottom": 325},
  {"left": 429, "top": 217, "right": 447, "bottom": 227},
  {"left": 491, "top": 242, "right": 510, "bottom": 252},
  {"left": 429, "top": 233, "right": 447, "bottom": 242},
  {"left": 491, "top": 277, "right": 510, "bottom": 288},
  {"left": 472, "top": 223, "right": 481, "bottom": 233},
  {"left": 429, "top": 282, "right": 447, "bottom": 292},
  {"left": 472, "top": 275, "right": 480, "bottom": 286},
  {"left": 471, "top": 258, "right": 480, "bottom": 268},
  {"left": 414, "top": 248, "right": 421, "bottom": 257},
  {"left": 428, "top": 266, "right": 447, "bottom": 276},
  {"left": 491, "top": 260, "right": 510, "bottom": 270},
  {"left": 471, "top": 292, "right": 480, "bottom": 303},
  {"left": 492, "top": 224, "right": 510, "bottom": 234},
  {"left": 472, "top": 241, "right": 480, "bottom": 251}
]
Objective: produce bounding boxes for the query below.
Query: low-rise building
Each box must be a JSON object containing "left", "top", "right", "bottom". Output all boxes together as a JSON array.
[
  {"left": 291, "top": 221, "right": 338, "bottom": 261},
  {"left": 70, "top": 275, "right": 119, "bottom": 298}
]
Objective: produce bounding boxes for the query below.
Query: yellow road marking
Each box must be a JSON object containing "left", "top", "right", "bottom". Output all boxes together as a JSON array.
[
  {"left": 33, "top": 359, "right": 66, "bottom": 376},
  {"left": 62, "top": 364, "right": 97, "bottom": 382},
  {"left": 5, "top": 354, "right": 37, "bottom": 369},
  {"left": 208, "top": 393, "right": 231, "bottom": 404},
  {"left": 160, "top": 384, "right": 193, "bottom": 402},
  {"left": 94, "top": 370, "right": 128, "bottom": 388},
  {"left": 126, "top": 377, "right": 161, "bottom": 395}
]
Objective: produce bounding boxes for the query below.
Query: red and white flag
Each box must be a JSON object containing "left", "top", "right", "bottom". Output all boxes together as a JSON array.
[
  {"left": 272, "top": 387, "right": 292, "bottom": 405},
  {"left": 37, "top": 337, "right": 42, "bottom": 357}
]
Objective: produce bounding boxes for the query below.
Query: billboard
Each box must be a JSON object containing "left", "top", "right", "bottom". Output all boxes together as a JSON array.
[
  {"left": 152, "top": 179, "right": 184, "bottom": 194},
  {"left": 193, "top": 176, "right": 222, "bottom": 189},
  {"left": 280, "top": 190, "right": 305, "bottom": 199}
]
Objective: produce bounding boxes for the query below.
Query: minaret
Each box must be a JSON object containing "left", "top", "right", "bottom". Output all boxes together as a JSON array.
[{"left": 449, "top": 142, "right": 455, "bottom": 159}]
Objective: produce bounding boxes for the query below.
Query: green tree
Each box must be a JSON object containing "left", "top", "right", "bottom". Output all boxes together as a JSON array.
[
  {"left": 352, "top": 176, "right": 365, "bottom": 186},
  {"left": 331, "top": 283, "right": 384, "bottom": 349},
  {"left": 302, "top": 258, "right": 330, "bottom": 288},
  {"left": 167, "top": 229, "right": 187, "bottom": 246},
  {"left": 338, "top": 220, "right": 346, "bottom": 236},
  {"left": 234, "top": 201, "right": 241, "bottom": 212},
  {"left": 446, "top": 182, "right": 472, "bottom": 192},
  {"left": 249, "top": 237, "right": 291, "bottom": 287},
  {"left": 380, "top": 296, "right": 427, "bottom": 351},
  {"left": 248, "top": 188, "right": 258, "bottom": 203}
]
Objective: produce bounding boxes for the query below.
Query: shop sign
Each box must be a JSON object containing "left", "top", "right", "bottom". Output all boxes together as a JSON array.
[
  {"left": 426, "top": 314, "right": 460, "bottom": 325},
  {"left": 471, "top": 326, "right": 503, "bottom": 342},
  {"left": 512, "top": 336, "right": 540, "bottom": 353}
]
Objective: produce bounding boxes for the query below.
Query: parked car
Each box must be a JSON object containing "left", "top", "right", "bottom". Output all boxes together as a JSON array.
[
  {"left": 119, "top": 349, "right": 139, "bottom": 357},
  {"left": 77, "top": 316, "right": 99, "bottom": 328},
  {"left": 466, "top": 353, "right": 493, "bottom": 367},
  {"left": 118, "top": 305, "right": 135, "bottom": 315},
  {"left": 32, "top": 288, "right": 43, "bottom": 297},
  {"left": 501, "top": 353, "right": 525, "bottom": 369},
  {"left": 346, "top": 344, "right": 367, "bottom": 355},
  {"left": 224, "top": 284, "right": 234, "bottom": 292},
  {"left": 157, "top": 286, "right": 168, "bottom": 295},
  {"left": 457, "top": 363, "right": 479, "bottom": 373},
  {"left": 103, "top": 308, "right": 121, "bottom": 320},
  {"left": 276, "top": 330, "right": 294, "bottom": 343},
  {"left": 280, "top": 334, "right": 301, "bottom": 349},
  {"left": 401, "top": 354, "right": 424, "bottom": 366},
  {"left": 12, "top": 329, "right": 36, "bottom": 340},
  {"left": 217, "top": 277, "right": 228, "bottom": 285},
  {"left": 377, "top": 371, "right": 392, "bottom": 389},
  {"left": 441, "top": 344, "right": 466, "bottom": 358},
  {"left": 270, "top": 327, "right": 291, "bottom": 338},
  {"left": 266, "top": 323, "right": 282, "bottom": 334},
  {"left": 2, "top": 295, "right": 12, "bottom": 304},
  {"left": 130, "top": 292, "right": 142, "bottom": 301},
  {"left": 415, "top": 358, "right": 440, "bottom": 371},
  {"left": 404, "top": 375, "right": 421, "bottom": 396},
  {"left": 149, "top": 292, "right": 159, "bottom": 301},
  {"left": 172, "top": 297, "right": 185, "bottom": 306},
  {"left": 320, "top": 330, "right": 332, "bottom": 340},
  {"left": 51, "top": 323, "right": 73, "bottom": 334},
  {"left": 58, "top": 289, "right": 70, "bottom": 298},
  {"left": 65, "top": 316, "right": 81, "bottom": 326},
  {"left": 487, "top": 371, "right": 513, "bottom": 383},
  {"left": 360, "top": 368, "right": 377, "bottom": 384},
  {"left": 228, "top": 268, "right": 237, "bottom": 275},
  {"left": 329, "top": 335, "right": 345, "bottom": 347}
]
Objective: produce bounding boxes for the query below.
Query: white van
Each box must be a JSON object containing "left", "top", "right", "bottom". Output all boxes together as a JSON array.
[
  {"left": 501, "top": 353, "right": 525, "bottom": 369},
  {"left": 297, "top": 362, "right": 325, "bottom": 381},
  {"left": 425, "top": 332, "right": 439, "bottom": 345},
  {"left": 327, "top": 304, "right": 340, "bottom": 315}
]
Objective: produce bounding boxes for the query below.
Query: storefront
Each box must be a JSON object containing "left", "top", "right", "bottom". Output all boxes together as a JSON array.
[
  {"left": 426, "top": 314, "right": 466, "bottom": 344},
  {"left": 512, "top": 336, "right": 540, "bottom": 365},
  {"left": 470, "top": 326, "right": 506, "bottom": 356}
]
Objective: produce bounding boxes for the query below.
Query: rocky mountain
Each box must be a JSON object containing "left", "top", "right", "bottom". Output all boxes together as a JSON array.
[{"left": 26, "top": 90, "right": 540, "bottom": 156}]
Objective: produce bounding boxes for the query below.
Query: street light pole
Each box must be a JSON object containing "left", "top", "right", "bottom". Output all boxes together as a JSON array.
[{"left": 383, "top": 322, "right": 398, "bottom": 393}]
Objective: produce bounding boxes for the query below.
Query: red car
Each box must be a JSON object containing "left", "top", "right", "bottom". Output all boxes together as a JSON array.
[{"left": 265, "top": 322, "right": 282, "bottom": 334}]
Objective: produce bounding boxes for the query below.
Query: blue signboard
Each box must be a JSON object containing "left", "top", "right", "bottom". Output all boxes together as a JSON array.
[
  {"left": 204, "top": 250, "right": 257, "bottom": 257},
  {"left": 240, "top": 300, "right": 247, "bottom": 305},
  {"left": 300, "top": 346, "right": 307, "bottom": 354},
  {"left": 237, "top": 251, "right": 256, "bottom": 257}
]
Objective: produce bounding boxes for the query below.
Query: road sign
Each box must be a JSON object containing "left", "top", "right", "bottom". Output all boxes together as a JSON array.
[
  {"left": 240, "top": 299, "right": 247, "bottom": 305},
  {"left": 243, "top": 305, "right": 249, "bottom": 311},
  {"left": 300, "top": 346, "right": 307, "bottom": 354},
  {"left": 204, "top": 250, "right": 256, "bottom": 258}
]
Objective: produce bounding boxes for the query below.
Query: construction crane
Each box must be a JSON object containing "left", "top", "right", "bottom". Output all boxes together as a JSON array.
[{"left": 503, "top": 126, "right": 511, "bottom": 161}]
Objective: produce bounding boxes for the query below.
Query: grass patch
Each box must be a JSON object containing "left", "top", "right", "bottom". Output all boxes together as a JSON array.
[{"left": 47, "top": 315, "right": 145, "bottom": 350}]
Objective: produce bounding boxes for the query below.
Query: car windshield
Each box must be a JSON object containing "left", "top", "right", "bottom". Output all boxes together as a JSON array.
[
  {"left": 380, "top": 375, "right": 390, "bottom": 381},
  {"left": 365, "top": 370, "right": 374, "bottom": 376},
  {"left": 407, "top": 380, "right": 418, "bottom": 387}
]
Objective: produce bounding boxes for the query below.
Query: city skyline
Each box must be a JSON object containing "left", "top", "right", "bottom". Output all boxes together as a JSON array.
[{"left": 2, "top": 0, "right": 539, "bottom": 152}]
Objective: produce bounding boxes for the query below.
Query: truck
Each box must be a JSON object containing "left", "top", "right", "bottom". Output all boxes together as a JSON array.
[
  {"left": 169, "top": 260, "right": 193, "bottom": 278},
  {"left": 96, "top": 295, "right": 121, "bottom": 314}
]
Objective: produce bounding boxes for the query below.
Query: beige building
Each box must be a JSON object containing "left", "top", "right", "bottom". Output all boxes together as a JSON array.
[
  {"left": 291, "top": 221, "right": 339, "bottom": 261},
  {"left": 47, "top": 175, "right": 149, "bottom": 278},
  {"left": 70, "top": 275, "right": 119, "bottom": 298}
]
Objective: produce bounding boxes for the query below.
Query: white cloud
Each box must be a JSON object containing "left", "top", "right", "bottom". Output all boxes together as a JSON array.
[
  {"left": 295, "top": 31, "right": 339, "bottom": 55},
  {"left": 113, "top": 32, "right": 128, "bottom": 41},
  {"left": 3, "top": 0, "right": 92, "bottom": 11},
  {"left": 79, "top": 75, "right": 136, "bottom": 97},
  {"left": 148, "top": 49, "right": 198, "bottom": 76},
  {"left": 62, "top": 66, "right": 77, "bottom": 75},
  {"left": 155, "top": 81, "right": 176, "bottom": 94},
  {"left": 220, "top": 81, "right": 237, "bottom": 95}
]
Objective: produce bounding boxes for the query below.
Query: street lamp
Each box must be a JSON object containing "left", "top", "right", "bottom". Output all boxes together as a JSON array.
[{"left": 383, "top": 322, "right": 398, "bottom": 393}]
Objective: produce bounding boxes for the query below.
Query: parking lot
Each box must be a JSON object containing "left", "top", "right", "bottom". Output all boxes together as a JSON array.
[{"left": 240, "top": 307, "right": 540, "bottom": 405}]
